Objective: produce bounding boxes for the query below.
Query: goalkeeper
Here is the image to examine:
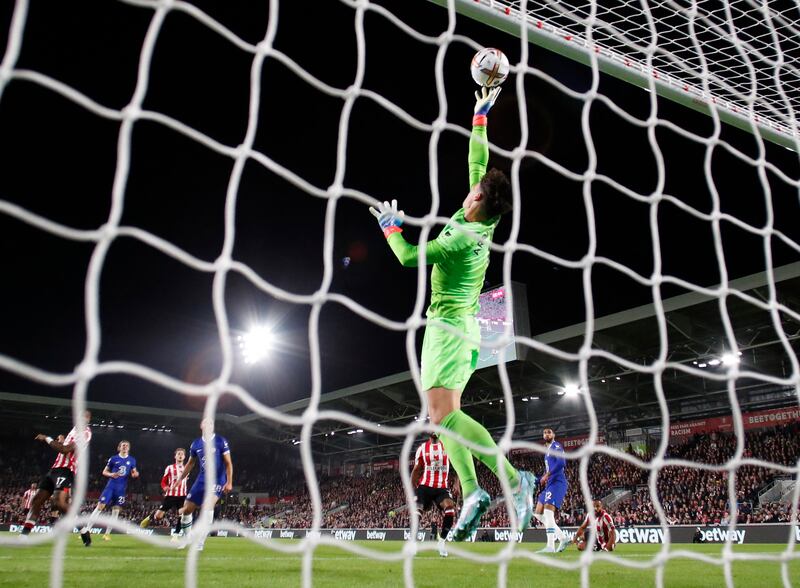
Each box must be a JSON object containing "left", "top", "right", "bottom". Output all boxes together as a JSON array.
[{"left": 370, "top": 87, "right": 536, "bottom": 540}]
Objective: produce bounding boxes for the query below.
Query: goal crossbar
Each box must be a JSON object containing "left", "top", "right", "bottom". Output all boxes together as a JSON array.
[{"left": 428, "top": 0, "right": 800, "bottom": 151}]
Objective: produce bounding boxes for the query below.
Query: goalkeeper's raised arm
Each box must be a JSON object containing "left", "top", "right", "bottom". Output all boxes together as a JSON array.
[
  {"left": 368, "top": 86, "right": 507, "bottom": 268},
  {"left": 469, "top": 86, "right": 500, "bottom": 188}
]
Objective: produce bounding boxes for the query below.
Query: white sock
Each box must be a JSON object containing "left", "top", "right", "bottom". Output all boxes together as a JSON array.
[
  {"left": 533, "top": 512, "right": 544, "bottom": 524},
  {"left": 180, "top": 513, "right": 193, "bottom": 536},
  {"left": 105, "top": 507, "right": 120, "bottom": 536},
  {"left": 543, "top": 509, "right": 564, "bottom": 546},
  {"left": 197, "top": 510, "right": 213, "bottom": 548},
  {"left": 81, "top": 506, "right": 102, "bottom": 534}
]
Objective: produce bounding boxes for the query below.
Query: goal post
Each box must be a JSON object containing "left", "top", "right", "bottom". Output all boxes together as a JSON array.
[{"left": 427, "top": 0, "right": 800, "bottom": 151}]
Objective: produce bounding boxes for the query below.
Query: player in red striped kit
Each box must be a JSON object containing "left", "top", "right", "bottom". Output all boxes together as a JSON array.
[
  {"left": 575, "top": 500, "right": 616, "bottom": 552},
  {"left": 139, "top": 448, "right": 188, "bottom": 541},
  {"left": 19, "top": 410, "right": 92, "bottom": 537},
  {"left": 411, "top": 434, "right": 457, "bottom": 557},
  {"left": 21, "top": 483, "right": 37, "bottom": 512}
]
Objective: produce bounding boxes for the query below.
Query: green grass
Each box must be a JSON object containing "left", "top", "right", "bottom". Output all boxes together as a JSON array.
[{"left": 1, "top": 534, "right": 798, "bottom": 587}]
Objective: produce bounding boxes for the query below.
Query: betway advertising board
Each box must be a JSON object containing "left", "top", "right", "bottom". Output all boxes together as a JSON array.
[{"left": 3, "top": 524, "right": 797, "bottom": 544}]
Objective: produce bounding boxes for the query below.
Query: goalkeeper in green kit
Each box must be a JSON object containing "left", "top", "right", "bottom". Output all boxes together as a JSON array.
[{"left": 370, "top": 87, "right": 537, "bottom": 541}]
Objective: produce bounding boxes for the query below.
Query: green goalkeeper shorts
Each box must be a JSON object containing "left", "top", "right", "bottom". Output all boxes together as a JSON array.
[{"left": 421, "top": 315, "right": 480, "bottom": 391}]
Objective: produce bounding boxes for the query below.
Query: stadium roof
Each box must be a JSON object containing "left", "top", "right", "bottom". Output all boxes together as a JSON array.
[
  {"left": 6, "top": 263, "right": 797, "bottom": 462},
  {"left": 259, "top": 262, "right": 800, "bottom": 458}
]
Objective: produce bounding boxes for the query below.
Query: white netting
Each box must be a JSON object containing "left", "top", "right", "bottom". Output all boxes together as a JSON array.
[
  {"left": 0, "top": 0, "right": 799, "bottom": 587},
  {"left": 448, "top": 0, "right": 800, "bottom": 147}
]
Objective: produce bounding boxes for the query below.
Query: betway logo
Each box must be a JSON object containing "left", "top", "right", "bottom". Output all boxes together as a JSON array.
[
  {"left": 403, "top": 530, "right": 427, "bottom": 541},
  {"left": 72, "top": 526, "right": 104, "bottom": 535},
  {"left": 366, "top": 530, "right": 386, "bottom": 541},
  {"left": 279, "top": 530, "right": 294, "bottom": 538},
  {"left": 216, "top": 530, "right": 228, "bottom": 538},
  {"left": 700, "top": 528, "right": 746, "bottom": 544},
  {"left": 9, "top": 524, "right": 52, "bottom": 534},
  {"left": 126, "top": 528, "right": 154, "bottom": 536},
  {"left": 333, "top": 530, "right": 356, "bottom": 541},
  {"left": 254, "top": 530, "right": 273, "bottom": 539},
  {"left": 617, "top": 528, "right": 665, "bottom": 544},
  {"left": 494, "top": 530, "right": 523, "bottom": 543}
]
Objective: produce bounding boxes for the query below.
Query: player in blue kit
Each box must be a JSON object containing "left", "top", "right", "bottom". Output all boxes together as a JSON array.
[
  {"left": 534, "top": 428, "right": 569, "bottom": 553},
  {"left": 79, "top": 440, "right": 139, "bottom": 546},
  {"left": 173, "top": 419, "right": 233, "bottom": 551}
]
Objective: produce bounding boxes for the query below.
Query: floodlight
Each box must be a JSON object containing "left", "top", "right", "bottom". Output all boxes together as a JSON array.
[
  {"left": 238, "top": 325, "right": 274, "bottom": 365},
  {"left": 563, "top": 383, "right": 580, "bottom": 396},
  {"left": 721, "top": 352, "right": 740, "bottom": 366}
]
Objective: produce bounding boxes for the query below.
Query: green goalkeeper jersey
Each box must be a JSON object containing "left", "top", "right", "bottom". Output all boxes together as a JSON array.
[{"left": 385, "top": 122, "right": 499, "bottom": 318}]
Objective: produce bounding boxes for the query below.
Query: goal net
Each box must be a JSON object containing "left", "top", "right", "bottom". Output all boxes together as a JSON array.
[{"left": 0, "top": 0, "right": 799, "bottom": 587}]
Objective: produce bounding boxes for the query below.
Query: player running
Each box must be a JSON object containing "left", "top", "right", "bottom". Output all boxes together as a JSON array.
[
  {"left": 80, "top": 440, "right": 139, "bottom": 546},
  {"left": 21, "top": 483, "right": 37, "bottom": 513},
  {"left": 173, "top": 419, "right": 233, "bottom": 551},
  {"left": 575, "top": 500, "right": 616, "bottom": 552},
  {"left": 370, "top": 87, "right": 536, "bottom": 541},
  {"left": 534, "top": 428, "right": 569, "bottom": 553},
  {"left": 19, "top": 411, "right": 93, "bottom": 537},
  {"left": 411, "top": 434, "right": 457, "bottom": 557},
  {"left": 140, "top": 447, "right": 188, "bottom": 542}
]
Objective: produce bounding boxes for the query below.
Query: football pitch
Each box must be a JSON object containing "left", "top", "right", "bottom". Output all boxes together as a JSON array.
[{"left": 1, "top": 535, "right": 798, "bottom": 587}]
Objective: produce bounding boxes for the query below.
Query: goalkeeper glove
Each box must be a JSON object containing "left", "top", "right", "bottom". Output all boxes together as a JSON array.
[
  {"left": 473, "top": 86, "right": 501, "bottom": 125},
  {"left": 369, "top": 199, "right": 404, "bottom": 238}
]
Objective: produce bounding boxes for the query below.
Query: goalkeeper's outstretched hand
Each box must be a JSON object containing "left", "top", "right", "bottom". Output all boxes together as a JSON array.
[
  {"left": 369, "top": 199, "right": 404, "bottom": 239},
  {"left": 474, "top": 86, "right": 501, "bottom": 116}
]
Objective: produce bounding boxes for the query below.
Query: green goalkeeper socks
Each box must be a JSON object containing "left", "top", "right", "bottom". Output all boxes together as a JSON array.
[
  {"left": 439, "top": 410, "right": 519, "bottom": 494},
  {"left": 439, "top": 411, "right": 480, "bottom": 496}
]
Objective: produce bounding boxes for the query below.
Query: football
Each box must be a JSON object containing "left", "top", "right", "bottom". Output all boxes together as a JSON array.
[{"left": 470, "top": 48, "right": 510, "bottom": 87}]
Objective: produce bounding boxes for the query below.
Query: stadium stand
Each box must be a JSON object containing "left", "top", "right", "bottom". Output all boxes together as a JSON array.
[{"left": 3, "top": 422, "right": 798, "bottom": 530}]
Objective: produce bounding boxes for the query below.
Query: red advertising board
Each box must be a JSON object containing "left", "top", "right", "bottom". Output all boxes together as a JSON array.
[
  {"left": 371, "top": 459, "right": 399, "bottom": 472},
  {"left": 560, "top": 433, "right": 606, "bottom": 450},
  {"left": 669, "top": 416, "right": 731, "bottom": 438},
  {"left": 743, "top": 406, "right": 800, "bottom": 429},
  {"left": 669, "top": 406, "right": 800, "bottom": 438},
  {"left": 510, "top": 433, "right": 605, "bottom": 455}
]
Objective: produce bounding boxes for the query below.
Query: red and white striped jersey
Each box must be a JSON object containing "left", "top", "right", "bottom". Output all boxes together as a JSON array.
[
  {"left": 22, "top": 488, "right": 35, "bottom": 510},
  {"left": 414, "top": 439, "right": 449, "bottom": 489},
  {"left": 161, "top": 463, "right": 187, "bottom": 497},
  {"left": 584, "top": 510, "right": 615, "bottom": 545},
  {"left": 51, "top": 426, "right": 92, "bottom": 473}
]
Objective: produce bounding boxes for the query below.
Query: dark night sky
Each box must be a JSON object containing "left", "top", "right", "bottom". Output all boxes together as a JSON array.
[{"left": 0, "top": 0, "right": 798, "bottom": 413}]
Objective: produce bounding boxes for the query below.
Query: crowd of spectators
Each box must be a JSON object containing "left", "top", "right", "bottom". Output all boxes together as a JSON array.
[
  {"left": 609, "top": 424, "right": 800, "bottom": 526},
  {"left": 2, "top": 422, "right": 799, "bottom": 530}
]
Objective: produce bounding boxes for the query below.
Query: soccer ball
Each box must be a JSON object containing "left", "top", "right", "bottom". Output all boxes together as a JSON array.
[{"left": 470, "top": 48, "right": 510, "bottom": 87}]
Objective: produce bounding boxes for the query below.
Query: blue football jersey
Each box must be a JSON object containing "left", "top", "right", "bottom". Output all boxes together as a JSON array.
[
  {"left": 544, "top": 441, "right": 567, "bottom": 484},
  {"left": 189, "top": 435, "right": 230, "bottom": 481},
  {"left": 106, "top": 454, "right": 136, "bottom": 489}
]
